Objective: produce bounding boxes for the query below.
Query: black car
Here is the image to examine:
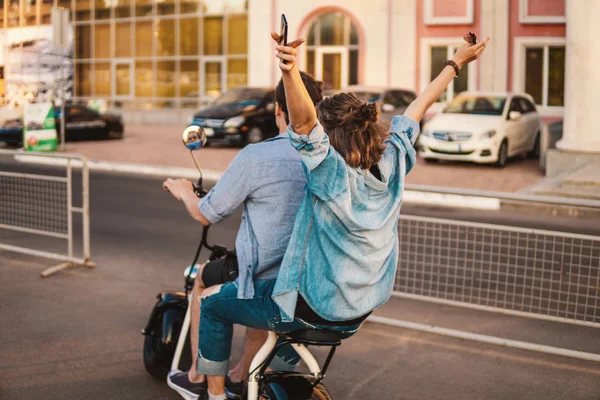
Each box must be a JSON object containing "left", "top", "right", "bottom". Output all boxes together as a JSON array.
[
  {"left": 190, "top": 87, "right": 277, "bottom": 146},
  {"left": 0, "top": 104, "right": 124, "bottom": 146}
]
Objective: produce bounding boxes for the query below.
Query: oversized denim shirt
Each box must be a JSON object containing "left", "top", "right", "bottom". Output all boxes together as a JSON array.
[
  {"left": 198, "top": 133, "right": 306, "bottom": 299},
  {"left": 272, "top": 115, "right": 419, "bottom": 322}
]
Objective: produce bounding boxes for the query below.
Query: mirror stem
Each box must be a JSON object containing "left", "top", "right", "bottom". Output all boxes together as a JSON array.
[{"left": 190, "top": 150, "right": 203, "bottom": 180}]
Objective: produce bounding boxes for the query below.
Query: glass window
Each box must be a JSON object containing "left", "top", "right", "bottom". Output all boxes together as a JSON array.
[
  {"left": 205, "top": 62, "right": 222, "bottom": 97},
  {"left": 114, "top": 0, "right": 131, "bottom": 18},
  {"left": 41, "top": 0, "right": 54, "bottom": 25},
  {"left": 350, "top": 23, "right": 358, "bottom": 45},
  {"left": 307, "top": 24, "right": 316, "bottom": 46},
  {"left": 525, "top": 48, "right": 543, "bottom": 105},
  {"left": 157, "top": 61, "right": 176, "bottom": 97},
  {"left": 320, "top": 13, "right": 345, "bottom": 46},
  {"left": 454, "top": 63, "right": 469, "bottom": 97},
  {"left": 227, "top": 59, "right": 247, "bottom": 89},
  {"left": 94, "top": 24, "right": 111, "bottom": 59},
  {"left": 180, "top": 18, "right": 199, "bottom": 56},
  {"left": 115, "top": 23, "right": 132, "bottom": 58},
  {"left": 115, "top": 64, "right": 131, "bottom": 96},
  {"left": 306, "top": 50, "right": 315, "bottom": 77},
  {"left": 135, "top": 0, "right": 153, "bottom": 17},
  {"left": 156, "top": 19, "right": 176, "bottom": 57},
  {"left": 75, "top": 0, "right": 92, "bottom": 22},
  {"left": 75, "top": 25, "right": 92, "bottom": 59},
  {"left": 430, "top": 46, "right": 447, "bottom": 102},
  {"left": 349, "top": 49, "right": 358, "bottom": 85},
  {"left": 548, "top": 47, "right": 565, "bottom": 107},
  {"left": 135, "top": 20, "right": 153, "bottom": 57},
  {"left": 24, "top": 0, "right": 37, "bottom": 26},
  {"left": 135, "top": 62, "right": 153, "bottom": 97},
  {"left": 181, "top": 0, "right": 201, "bottom": 14},
  {"left": 7, "top": 0, "right": 20, "bottom": 27},
  {"left": 0, "top": 1, "right": 4, "bottom": 28},
  {"left": 75, "top": 63, "right": 92, "bottom": 96},
  {"left": 228, "top": 15, "right": 248, "bottom": 55},
  {"left": 95, "top": 0, "right": 111, "bottom": 20},
  {"left": 444, "top": 95, "right": 507, "bottom": 116},
  {"left": 518, "top": 98, "right": 536, "bottom": 113},
  {"left": 94, "top": 63, "right": 111, "bottom": 95},
  {"left": 180, "top": 60, "right": 199, "bottom": 97},
  {"left": 157, "top": 0, "right": 176, "bottom": 15},
  {"left": 203, "top": 17, "right": 223, "bottom": 55},
  {"left": 203, "top": 0, "right": 225, "bottom": 14}
]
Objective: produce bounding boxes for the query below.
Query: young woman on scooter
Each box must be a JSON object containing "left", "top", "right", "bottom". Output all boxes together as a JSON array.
[{"left": 193, "top": 33, "right": 490, "bottom": 400}]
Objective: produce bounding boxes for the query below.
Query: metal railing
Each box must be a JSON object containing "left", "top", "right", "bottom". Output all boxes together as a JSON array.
[{"left": 0, "top": 149, "right": 95, "bottom": 277}]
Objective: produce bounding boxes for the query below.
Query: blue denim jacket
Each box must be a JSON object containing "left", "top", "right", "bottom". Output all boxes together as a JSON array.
[
  {"left": 198, "top": 133, "right": 306, "bottom": 299},
  {"left": 272, "top": 115, "right": 419, "bottom": 322}
]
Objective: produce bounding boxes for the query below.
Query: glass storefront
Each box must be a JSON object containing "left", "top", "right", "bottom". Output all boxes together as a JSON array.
[{"left": 1, "top": 0, "right": 249, "bottom": 109}]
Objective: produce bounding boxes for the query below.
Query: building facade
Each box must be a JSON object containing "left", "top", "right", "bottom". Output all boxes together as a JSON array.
[{"left": 0, "top": 0, "right": 567, "bottom": 121}]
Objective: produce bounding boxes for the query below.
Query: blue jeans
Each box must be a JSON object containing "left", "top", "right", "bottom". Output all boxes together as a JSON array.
[{"left": 196, "top": 279, "right": 362, "bottom": 376}]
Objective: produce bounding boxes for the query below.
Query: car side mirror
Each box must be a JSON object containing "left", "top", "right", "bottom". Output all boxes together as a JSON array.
[
  {"left": 265, "top": 103, "right": 275, "bottom": 112},
  {"left": 381, "top": 103, "right": 394, "bottom": 113},
  {"left": 509, "top": 111, "right": 522, "bottom": 121}
]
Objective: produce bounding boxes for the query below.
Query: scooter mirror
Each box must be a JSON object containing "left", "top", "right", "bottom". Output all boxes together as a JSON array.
[{"left": 182, "top": 125, "right": 207, "bottom": 151}]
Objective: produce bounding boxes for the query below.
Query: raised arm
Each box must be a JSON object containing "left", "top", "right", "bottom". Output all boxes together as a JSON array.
[
  {"left": 405, "top": 35, "right": 490, "bottom": 123},
  {"left": 271, "top": 32, "right": 316, "bottom": 135}
]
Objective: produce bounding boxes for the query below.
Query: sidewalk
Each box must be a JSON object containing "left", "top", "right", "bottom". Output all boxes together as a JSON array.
[{"left": 59, "top": 124, "right": 545, "bottom": 193}]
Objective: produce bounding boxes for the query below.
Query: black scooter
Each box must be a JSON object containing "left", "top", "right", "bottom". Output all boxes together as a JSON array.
[{"left": 142, "top": 125, "right": 339, "bottom": 399}]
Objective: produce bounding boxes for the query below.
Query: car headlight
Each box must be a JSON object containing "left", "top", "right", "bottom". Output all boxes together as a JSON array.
[
  {"left": 224, "top": 116, "right": 245, "bottom": 128},
  {"left": 479, "top": 130, "right": 496, "bottom": 140}
]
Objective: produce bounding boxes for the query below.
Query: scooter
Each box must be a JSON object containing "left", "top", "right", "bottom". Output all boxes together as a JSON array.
[{"left": 142, "top": 125, "right": 339, "bottom": 399}]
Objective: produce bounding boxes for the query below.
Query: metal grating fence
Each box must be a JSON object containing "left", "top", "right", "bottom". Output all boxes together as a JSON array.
[{"left": 395, "top": 215, "right": 600, "bottom": 327}]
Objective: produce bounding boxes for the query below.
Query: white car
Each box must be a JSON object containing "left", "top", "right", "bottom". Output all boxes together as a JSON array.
[{"left": 417, "top": 92, "right": 542, "bottom": 167}]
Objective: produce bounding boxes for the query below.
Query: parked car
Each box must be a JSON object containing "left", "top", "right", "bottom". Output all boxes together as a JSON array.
[
  {"left": 416, "top": 92, "right": 542, "bottom": 167},
  {"left": 342, "top": 86, "right": 417, "bottom": 124},
  {"left": 190, "top": 87, "right": 278, "bottom": 147},
  {"left": 0, "top": 104, "right": 124, "bottom": 146}
]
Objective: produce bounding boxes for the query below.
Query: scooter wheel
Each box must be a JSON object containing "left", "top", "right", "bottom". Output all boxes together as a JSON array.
[{"left": 143, "top": 334, "right": 174, "bottom": 380}]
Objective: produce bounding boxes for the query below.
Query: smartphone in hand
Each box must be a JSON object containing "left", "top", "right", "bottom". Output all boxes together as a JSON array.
[
  {"left": 468, "top": 32, "right": 477, "bottom": 45},
  {"left": 280, "top": 14, "right": 288, "bottom": 46}
]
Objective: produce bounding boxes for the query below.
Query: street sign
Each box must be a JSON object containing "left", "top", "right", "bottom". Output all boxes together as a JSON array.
[
  {"left": 23, "top": 103, "right": 58, "bottom": 152},
  {"left": 51, "top": 8, "right": 70, "bottom": 51}
]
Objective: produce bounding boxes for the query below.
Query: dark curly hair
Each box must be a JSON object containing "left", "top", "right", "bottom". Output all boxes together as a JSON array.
[
  {"left": 317, "top": 92, "right": 388, "bottom": 169},
  {"left": 275, "top": 72, "right": 324, "bottom": 125}
]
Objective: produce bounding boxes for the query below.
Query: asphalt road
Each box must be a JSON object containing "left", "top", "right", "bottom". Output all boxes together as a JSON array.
[{"left": 1, "top": 166, "right": 599, "bottom": 399}]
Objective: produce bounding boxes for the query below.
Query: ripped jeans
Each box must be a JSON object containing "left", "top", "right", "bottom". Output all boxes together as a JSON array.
[{"left": 196, "top": 279, "right": 362, "bottom": 376}]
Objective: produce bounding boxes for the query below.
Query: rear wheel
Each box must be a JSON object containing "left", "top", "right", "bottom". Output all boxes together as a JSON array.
[{"left": 495, "top": 140, "right": 508, "bottom": 168}]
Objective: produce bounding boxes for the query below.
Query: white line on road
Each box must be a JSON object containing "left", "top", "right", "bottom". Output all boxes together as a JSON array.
[{"left": 14, "top": 154, "right": 500, "bottom": 210}]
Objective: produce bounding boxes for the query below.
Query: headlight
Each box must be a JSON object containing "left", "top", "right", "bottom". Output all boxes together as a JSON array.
[
  {"left": 224, "top": 116, "right": 245, "bottom": 128},
  {"left": 479, "top": 130, "right": 496, "bottom": 139}
]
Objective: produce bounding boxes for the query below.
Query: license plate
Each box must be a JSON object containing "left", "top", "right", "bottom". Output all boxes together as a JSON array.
[{"left": 203, "top": 127, "right": 214, "bottom": 136}]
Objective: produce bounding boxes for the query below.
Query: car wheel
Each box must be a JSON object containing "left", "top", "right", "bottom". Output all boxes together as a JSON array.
[
  {"left": 495, "top": 140, "right": 508, "bottom": 168},
  {"left": 528, "top": 133, "right": 540, "bottom": 159},
  {"left": 246, "top": 127, "right": 264, "bottom": 145}
]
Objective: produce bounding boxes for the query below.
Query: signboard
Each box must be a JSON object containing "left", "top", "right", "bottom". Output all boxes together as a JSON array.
[{"left": 23, "top": 103, "right": 58, "bottom": 151}]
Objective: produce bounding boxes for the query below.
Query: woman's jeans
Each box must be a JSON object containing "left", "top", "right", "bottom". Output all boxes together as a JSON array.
[{"left": 196, "top": 279, "right": 362, "bottom": 376}]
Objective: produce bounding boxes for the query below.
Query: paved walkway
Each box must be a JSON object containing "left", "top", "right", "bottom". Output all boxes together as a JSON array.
[{"left": 54, "top": 124, "right": 544, "bottom": 192}]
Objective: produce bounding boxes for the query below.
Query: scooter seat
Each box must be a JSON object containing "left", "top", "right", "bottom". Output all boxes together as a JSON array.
[{"left": 285, "top": 329, "right": 342, "bottom": 346}]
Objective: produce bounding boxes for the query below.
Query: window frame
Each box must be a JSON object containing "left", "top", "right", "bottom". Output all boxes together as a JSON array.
[
  {"left": 519, "top": 0, "right": 566, "bottom": 24},
  {"left": 420, "top": 37, "right": 477, "bottom": 110},
  {"left": 513, "top": 36, "right": 565, "bottom": 116}
]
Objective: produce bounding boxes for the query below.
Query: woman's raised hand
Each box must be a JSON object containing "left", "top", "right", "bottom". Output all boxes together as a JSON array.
[
  {"left": 271, "top": 32, "right": 305, "bottom": 72},
  {"left": 452, "top": 35, "right": 491, "bottom": 69}
]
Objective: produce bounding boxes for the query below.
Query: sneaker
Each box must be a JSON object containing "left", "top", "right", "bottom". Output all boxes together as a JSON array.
[
  {"left": 225, "top": 376, "right": 244, "bottom": 399},
  {"left": 167, "top": 370, "right": 207, "bottom": 400}
]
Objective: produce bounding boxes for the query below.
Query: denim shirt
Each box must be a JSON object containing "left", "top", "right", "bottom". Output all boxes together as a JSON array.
[
  {"left": 198, "top": 133, "right": 306, "bottom": 299},
  {"left": 272, "top": 115, "right": 419, "bottom": 322}
]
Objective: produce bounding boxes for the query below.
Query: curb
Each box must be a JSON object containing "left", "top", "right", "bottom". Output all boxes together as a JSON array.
[{"left": 14, "top": 155, "right": 501, "bottom": 211}]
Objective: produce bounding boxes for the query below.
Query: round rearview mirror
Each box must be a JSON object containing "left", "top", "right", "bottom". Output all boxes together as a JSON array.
[{"left": 182, "top": 125, "right": 207, "bottom": 150}]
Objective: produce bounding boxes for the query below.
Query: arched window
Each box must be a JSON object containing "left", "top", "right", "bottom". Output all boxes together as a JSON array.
[{"left": 304, "top": 12, "right": 360, "bottom": 91}]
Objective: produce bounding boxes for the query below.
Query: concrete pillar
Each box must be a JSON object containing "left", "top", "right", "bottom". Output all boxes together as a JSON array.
[
  {"left": 479, "top": 0, "right": 509, "bottom": 92},
  {"left": 555, "top": 0, "right": 600, "bottom": 153}
]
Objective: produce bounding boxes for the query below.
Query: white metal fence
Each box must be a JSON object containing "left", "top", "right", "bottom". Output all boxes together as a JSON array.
[{"left": 0, "top": 149, "right": 94, "bottom": 277}]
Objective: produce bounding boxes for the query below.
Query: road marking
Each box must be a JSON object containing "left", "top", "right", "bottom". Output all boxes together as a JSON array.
[{"left": 14, "top": 154, "right": 500, "bottom": 210}]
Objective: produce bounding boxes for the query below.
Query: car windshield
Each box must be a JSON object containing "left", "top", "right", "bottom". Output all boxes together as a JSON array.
[
  {"left": 444, "top": 95, "right": 506, "bottom": 116},
  {"left": 213, "top": 88, "right": 266, "bottom": 106},
  {"left": 351, "top": 91, "right": 380, "bottom": 102}
]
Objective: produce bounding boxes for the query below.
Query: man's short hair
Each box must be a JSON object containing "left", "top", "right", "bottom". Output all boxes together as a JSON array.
[{"left": 275, "top": 71, "right": 324, "bottom": 125}]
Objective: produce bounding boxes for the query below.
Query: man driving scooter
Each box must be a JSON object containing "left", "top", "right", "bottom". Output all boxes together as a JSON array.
[{"left": 162, "top": 69, "right": 323, "bottom": 400}]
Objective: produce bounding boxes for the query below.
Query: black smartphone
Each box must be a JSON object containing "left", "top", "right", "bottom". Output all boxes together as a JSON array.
[
  {"left": 280, "top": 14, "right": 288, "bottom": 46},
  {"left": 468, "top": 32, "right": 477, "bottom": 45}
]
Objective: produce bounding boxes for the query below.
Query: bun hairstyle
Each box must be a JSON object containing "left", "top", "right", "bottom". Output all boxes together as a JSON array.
[{"left": 317, "top": 92, "right": 388, "bottom": 169}]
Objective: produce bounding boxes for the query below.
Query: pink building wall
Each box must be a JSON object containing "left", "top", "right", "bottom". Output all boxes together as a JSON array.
[
  {"left": 528, "top": 0, "right": 565, "bottom": 17},
  {"left": 433, "top": 0, "right": 468, "bottom": 17}
]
